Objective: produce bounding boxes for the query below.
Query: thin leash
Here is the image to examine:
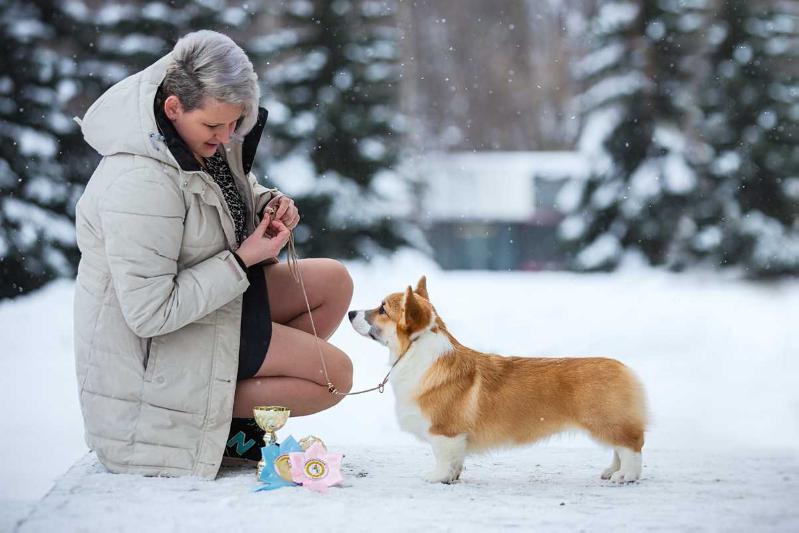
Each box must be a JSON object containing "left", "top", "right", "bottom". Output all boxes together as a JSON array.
[{"left": 283, "top": 228, "right": 402, "bottom": 397}]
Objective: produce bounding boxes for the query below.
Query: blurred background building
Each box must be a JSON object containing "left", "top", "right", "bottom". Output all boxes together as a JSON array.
[
  {"left": 414, "top": 151, "right": 587, "bottom": 270},
  {"left": 1, "top": 0, "right": 798, "bottom": 299}
]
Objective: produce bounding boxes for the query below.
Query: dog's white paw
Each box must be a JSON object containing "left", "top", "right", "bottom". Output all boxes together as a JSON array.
[
  {"left": 600, "top": 466, "right": 620, "bottom": 480},
  {"left": 609, "top": 469, "right": 640, "bottom": 483},
  {"left": 601, "top": 450, "right": 621, "bottom": 480},
  {"left": 424, "top": 469, "right": 459, "bottom": 484},
  {"left": 608, "top": 449, "right": 642, "bottom": 483}
]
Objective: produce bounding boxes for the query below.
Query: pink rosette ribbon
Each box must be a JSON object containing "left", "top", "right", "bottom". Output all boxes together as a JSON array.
[{"left": 288, "top": 441, "right": 343, "bottom": 493}]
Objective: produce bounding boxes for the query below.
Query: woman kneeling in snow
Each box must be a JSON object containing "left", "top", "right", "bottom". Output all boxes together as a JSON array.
[{"left": 72, "top": 30, "right": 353, "bottom": 478}]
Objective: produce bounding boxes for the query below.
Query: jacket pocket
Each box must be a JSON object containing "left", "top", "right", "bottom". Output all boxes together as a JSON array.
[{"left": 143, "top": 337, "right": 157, "bottom": 380}]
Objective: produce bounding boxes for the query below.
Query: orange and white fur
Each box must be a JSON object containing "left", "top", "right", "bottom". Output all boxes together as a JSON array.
[{"left": 348, "top": 277, "right": 648, "bottom": 484}]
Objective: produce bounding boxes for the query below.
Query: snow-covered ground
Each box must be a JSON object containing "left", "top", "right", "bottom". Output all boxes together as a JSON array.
[
  {"left": 2, "top": 250, "right": 798, "bottom": 531},
  {"left": 17, "top": 447, "right": 799, "bottom": 532}
]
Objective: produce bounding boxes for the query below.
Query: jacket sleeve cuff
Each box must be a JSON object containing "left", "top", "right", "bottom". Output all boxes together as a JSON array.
[
  {"left": 232, "top": 252, "right": 248, "bottom": 273},
  {"left": 254, "top": 256, "right": 279, "bottom": 267},
  {"left": 259, "top": 192, "right": 285, "bottom": 218},
  {"left": 221, "top": 251, "right": 250, "bottom": 290}
]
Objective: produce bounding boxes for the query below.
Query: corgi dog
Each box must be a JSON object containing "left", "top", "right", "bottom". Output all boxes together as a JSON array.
[{"left": 348, "top": 277, "right": 648, "bottom": 484}]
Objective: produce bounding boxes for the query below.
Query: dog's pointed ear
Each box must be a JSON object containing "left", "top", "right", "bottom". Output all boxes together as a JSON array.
[
  {"left": 402, "top": 285, "right": 427, "bottom": 330},
  {"left": 415, "top": 276, "right": 429, "bottom": 300}
]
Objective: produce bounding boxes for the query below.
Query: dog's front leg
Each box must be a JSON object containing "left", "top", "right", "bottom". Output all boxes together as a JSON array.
[{"left": 424, "top": 434, "right": 467, "bottom": 484}]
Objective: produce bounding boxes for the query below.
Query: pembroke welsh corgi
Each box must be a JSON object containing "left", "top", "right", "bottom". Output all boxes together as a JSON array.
[{"left": 348, "top": 277, "right": 648, "bottom": 484}]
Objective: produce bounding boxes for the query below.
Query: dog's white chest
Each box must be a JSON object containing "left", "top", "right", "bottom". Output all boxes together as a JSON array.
[
  {"left": 389, "top": 331, "right": 452, "bottom": 442},
  {"left": 391, "top": 364, "right": 431, "bottom": 441}
]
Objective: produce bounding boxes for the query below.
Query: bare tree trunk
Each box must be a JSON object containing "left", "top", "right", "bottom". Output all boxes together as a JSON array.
[{"left": 396, "top": 0, "right": 591, "bottom": 151}]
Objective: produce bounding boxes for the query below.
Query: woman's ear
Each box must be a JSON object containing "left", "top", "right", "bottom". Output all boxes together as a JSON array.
[{"left": 163, "top": 94, "right": 182, "bottom": 121}]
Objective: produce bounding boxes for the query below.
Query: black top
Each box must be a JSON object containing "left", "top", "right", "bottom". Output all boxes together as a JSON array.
[{"left": 203, "top": 150, "right": 247, "bottom": 245}]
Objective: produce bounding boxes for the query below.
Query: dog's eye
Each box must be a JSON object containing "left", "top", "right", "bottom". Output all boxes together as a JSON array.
[{"left": 379, "top": 304, "right": 386, "bottom": 315}]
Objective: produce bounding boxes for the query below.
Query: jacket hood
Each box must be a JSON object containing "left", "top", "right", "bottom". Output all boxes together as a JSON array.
[{"left": 76, "top": 52, "right": 267, "bottom": 174}]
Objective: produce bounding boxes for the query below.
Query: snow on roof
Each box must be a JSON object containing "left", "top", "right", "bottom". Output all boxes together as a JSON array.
[{"left": 412, "top": 151, "right": 588, "bottom": 222}]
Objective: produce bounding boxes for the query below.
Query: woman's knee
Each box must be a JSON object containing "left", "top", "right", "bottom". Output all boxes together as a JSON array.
[
  {"left": 327, "top": 347, "right": 353, "bottom": 393},
  {"left": 319, "top": 258, "right": 353, "bottom": 303}
]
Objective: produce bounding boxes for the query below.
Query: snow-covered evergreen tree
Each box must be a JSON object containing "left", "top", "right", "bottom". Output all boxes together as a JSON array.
[
  {"left": 69, "top": 0, "right": 267, "bottom": 80},
  {"left": 0, "top": 1, "right": 84, "bottom": 299},
  {"left": 695, "top": 0, "right": 799, "bottom": 277},
  {"left": 253, "top": 0, "right": 409, "bottom": 259},
  {"left": 0, "top": 0, "right": 269, "bottom": 300},
  {"left": 559, "top": 0, "right": 709, "bottom": 271}
]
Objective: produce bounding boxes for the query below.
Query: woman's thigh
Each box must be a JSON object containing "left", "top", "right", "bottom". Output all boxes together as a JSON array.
[
  {"left": 254, "top": 322, "right": 353, "bottom": 390},
  {"left": 264, "top": 258, "right": 353, "bottom": 324}
]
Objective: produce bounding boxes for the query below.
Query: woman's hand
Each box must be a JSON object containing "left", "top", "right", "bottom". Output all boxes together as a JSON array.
[
  {"left": 236, "top": 215, "right": 291, "bottom": 267},
  {"left": 266, "top": 195, "right": 300, "bottom": 230}
]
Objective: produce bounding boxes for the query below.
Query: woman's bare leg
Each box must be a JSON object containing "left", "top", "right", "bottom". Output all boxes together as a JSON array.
[
  {"left": 232, "top": 258, "right": 354, "bottom": 417},
  {"left": 232, "top": 323, "right": 353, "bottom": 416},
  {"left": 265, "top": 258, "right": 354, "bottom": 340}
]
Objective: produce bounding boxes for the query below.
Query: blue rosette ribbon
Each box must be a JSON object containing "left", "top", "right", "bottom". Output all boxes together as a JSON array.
[{"left": 253, "top": 435, "right": 303, "bottom": 492}]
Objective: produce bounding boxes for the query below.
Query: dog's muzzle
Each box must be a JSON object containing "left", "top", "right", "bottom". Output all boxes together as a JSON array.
[
  {"left": 349, "top": 310, "right": 384, "bottom": 343},
  {"left": 348, "top": 310, "right": 371, "bottom": 335}
]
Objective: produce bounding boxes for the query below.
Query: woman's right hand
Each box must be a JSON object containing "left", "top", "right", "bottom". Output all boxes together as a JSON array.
[{"left": 235, "top": 215, "right": 291, "bottom": 267}]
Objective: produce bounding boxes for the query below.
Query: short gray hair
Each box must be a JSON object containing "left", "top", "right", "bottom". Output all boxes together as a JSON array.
[{"left": 162, "top": 30, "right": 261, "bottom": 135}]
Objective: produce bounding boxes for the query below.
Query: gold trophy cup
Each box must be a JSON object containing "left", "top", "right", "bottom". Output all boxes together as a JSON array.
[{"left": 253, "top": 405, "right": 290, "bottom": 479}]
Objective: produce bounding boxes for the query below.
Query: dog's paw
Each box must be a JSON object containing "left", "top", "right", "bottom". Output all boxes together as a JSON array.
[
  {"left": 609, "top": 469, "right": 640, "bottom": 483},
  {"left": 424, "top": 469, "right": 459, "bottom": 484},
  {"left": 600, "top": 466, "right": 620, "bottom": 480}
]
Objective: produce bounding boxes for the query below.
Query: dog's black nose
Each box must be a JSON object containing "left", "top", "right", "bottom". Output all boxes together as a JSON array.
[{"left": 348, "top": 310, "right": 356, "bottom": 321}]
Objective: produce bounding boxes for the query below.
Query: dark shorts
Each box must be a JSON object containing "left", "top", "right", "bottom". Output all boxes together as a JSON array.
[{"left": 237, "top": 265, "right": 272, "bottom": 380}]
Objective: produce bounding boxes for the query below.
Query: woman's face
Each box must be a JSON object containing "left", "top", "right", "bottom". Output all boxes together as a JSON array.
[{"left": 163, "top": 94, "right": 243, "bottom": 161}]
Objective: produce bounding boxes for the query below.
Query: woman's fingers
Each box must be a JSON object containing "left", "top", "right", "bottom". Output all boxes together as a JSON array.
[
  {"left": 271, "top": 219, "right": 290, "bottom": 235},
  {"left": 263, "top": 220, "right": 290, "bottom": 254},
  {"left": 267, "top": 196, "right": 298, "bottom": 228},
  {"left": 252, "top": 215, "right": 271, "bottom": 237},
  {"left": 275, "top": 197, "right": 291, "bottom": 220},
  {"left": 255, "top": 212, "right": 272, "bottom": 236},
  {"left": 279, "top": 204, "right": 298, "bottom": 229}
]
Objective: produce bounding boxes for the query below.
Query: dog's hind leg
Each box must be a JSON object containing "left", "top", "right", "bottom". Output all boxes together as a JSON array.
[
  {"left": 582, "top": 419, "right": 644, "bottom": 482},
  {"left": 600, "top": 449, "right": 620, "bottom": 480},
  {"left": 424, "top": 434, "right": 467, "bottom": 484}
]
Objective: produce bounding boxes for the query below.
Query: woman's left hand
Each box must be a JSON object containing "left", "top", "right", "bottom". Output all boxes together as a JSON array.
[{"left": 266, "top": 195, "right": 300, "bottom": 230}]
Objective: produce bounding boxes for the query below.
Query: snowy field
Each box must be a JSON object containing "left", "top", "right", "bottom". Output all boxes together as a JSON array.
[{"left": 2, "top": 250, "right": 798, "bottom": 531}]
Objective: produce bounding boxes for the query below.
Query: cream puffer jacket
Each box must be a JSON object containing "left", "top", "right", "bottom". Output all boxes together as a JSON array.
[{"left": 73, "top": 52, "right": 280, "bottom": 478}]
